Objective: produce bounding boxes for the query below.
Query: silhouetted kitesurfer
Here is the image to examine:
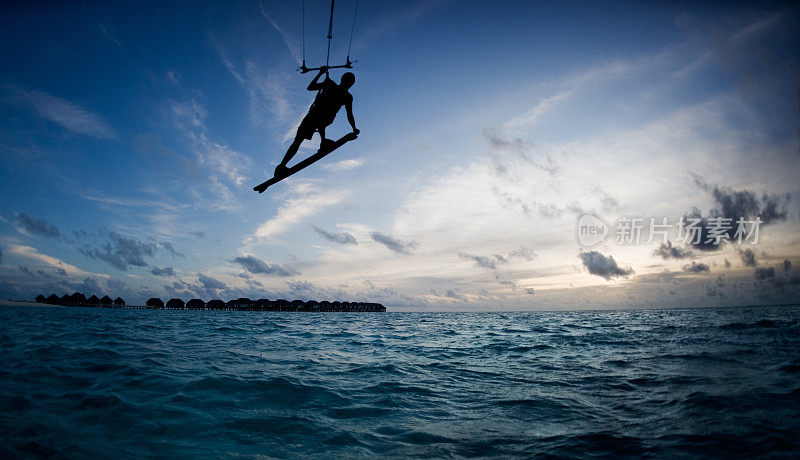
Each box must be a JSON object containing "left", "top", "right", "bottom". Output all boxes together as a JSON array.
[{"left": 274, "top": 67, "right": 359, "bottom": 178}]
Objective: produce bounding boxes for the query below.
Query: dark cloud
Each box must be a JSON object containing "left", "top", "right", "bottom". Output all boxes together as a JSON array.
[
  {"left": 754, "top": 266, "right": 776, "bottom": 280},
  {"left": 460, "top": 246, "right": 535, "bottom": 271},
  {"left": 683, "top": 261, "right": 711, "bottom": 273},
  {"left": 459, "top": 252, "right": 497, "bottom": 270},
  {"left": 483, "top": 128, "right": 533, "bottom": 161},
  {"left": 499, "top": 280, "right": 517, "bottom": 290},
  {"left": 682, "top": 176, "right": 790, "bottom": 251},
  {"left": 18, "top": 266, "right": 34, "bottom": 276},
  {"left": 508, "top": 246, "right": 537, "bottom": 261},
  {"left": 232, "top": 255, "right": 298, "bottom": 276},
  {"left": 312, "top": 225, "right": 357, "bottom": 245},
  {"left": 160, "top": 241, "right": 184, "bottom": 257},
  {"left": 81, "top": 231, "right": 156, "bottom": 271},
  {"left": 483, "top": 128, "right": 559, "bottom": 174},
  {"left": 198, "top": 274, "right": 227, "bottom": 290},
  {"left": 288, "top": 280, "right": 315, "bottom": 293},
  {"left": 653, "top": 241, "right": 695, "bottom": 260},
  {"left": 525, "top": 287, "right": 535, "bottom": 295},
  {"left": 16, "top": 213, "right": 60, "bottom": 238},
  {"left": 150, "top": 266, "right": 175, "bottom": 277},
  {"left": 579, "top": 251, "right": 634, "bottom": 280},
  {"left": 371, "top": 232, "right": 417, "bottom": 255},
  {"left": 70, "top": 277, "right": 104, "bottom": 296},
  {"left": 591, "top": 186, "right": 622, "bottom": 212},
  {"left": 189, "top": 231, "right": 206, "bottom": 239},
  {"left": 738, "top": 248, "right": 758, "bottom": 267}
]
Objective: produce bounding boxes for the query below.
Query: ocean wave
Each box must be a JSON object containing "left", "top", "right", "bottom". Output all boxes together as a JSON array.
[{"left": 1, "top": 305, "right": 799, "bottom": 457}]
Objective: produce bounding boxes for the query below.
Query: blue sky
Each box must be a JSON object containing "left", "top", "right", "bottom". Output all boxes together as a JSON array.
[{"left": 1, "top": 1, "right": 799, "bottom": 309}]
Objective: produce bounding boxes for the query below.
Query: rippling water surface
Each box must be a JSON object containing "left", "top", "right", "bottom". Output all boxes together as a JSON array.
[{"left": 1, "top": 305, "right": 799, "bottom": 458}]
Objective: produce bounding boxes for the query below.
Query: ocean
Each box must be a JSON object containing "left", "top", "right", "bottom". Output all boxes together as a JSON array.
[{"left": 1, "top": 304, "right": 799, "bottom": 458}]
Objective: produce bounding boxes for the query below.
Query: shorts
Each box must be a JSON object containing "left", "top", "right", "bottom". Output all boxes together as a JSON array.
[{"left": 298, "top": 111, "right": 335, "bottom": 140}]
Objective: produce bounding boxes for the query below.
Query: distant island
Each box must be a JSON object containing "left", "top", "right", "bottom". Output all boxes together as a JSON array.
[{"left": 31, "top": 293, "right": 386, "bottom": 312}]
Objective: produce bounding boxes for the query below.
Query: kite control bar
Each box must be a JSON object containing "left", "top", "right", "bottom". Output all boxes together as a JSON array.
[{"left": 299, "top": 57, "right": 355, "bottom": 74}]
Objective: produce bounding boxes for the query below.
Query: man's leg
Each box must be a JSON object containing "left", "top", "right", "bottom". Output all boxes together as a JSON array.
[
  {"left": 318, "top": 127, "right": 335, "bottom": 151},
  {"left": 275, "top": 132, "right": 304, "bottom": 176}
]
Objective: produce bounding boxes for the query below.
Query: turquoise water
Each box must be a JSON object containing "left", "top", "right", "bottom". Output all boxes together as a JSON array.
[{"left": 1, "top": 305, "right": 799, "bottom": 458}]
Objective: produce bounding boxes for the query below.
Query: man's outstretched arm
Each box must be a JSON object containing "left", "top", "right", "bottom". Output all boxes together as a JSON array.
[
  {"left": 307, "top": 67, "right": 328, "bottom": 91},
  {"left": 345, "top": 99, "right": 358, "bottom": 135}
]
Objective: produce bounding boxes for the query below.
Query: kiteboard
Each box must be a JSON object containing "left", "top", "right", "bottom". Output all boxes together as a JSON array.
[{"left": 253, "top": 132, "right": 358, "bottom": 193}]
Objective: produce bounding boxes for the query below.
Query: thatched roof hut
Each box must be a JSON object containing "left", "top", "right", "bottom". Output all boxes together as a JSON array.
[
  {"left": 70, "top": 292, "right": 86, "bottom": 305},
  {"left": 227, "top": 298, "right": 253, "bottom": 310},
  {"left": 186, "top": 299, "right": 205, "bottom": 310},
  {"left": 206, "top": 299, "right": 225, "bottom": 310},
  {"left": 35, "top": 294, "right": 46, "bottom": 303},
  {"left": 166, "top": 298, "right": 185, "bottom": 309},
  {"left": 46, "top": 294, "right": 60, "bottom": 304},
  {"left": 60, "top": 294, "right": 71, "bottom": 306},
  {"left": 99, "top": 295, "right": 113, "bottom": 307},
  {"left": 113, "top": 297, "right": 125, "bottom": 307},
  {"left": 86, "top": 295, "right": 100, "bottom": 306},
  {"left": 255, "top": 298, "right": 273, "bottom": 311},
  {"left": 146, "top": 298, "right": 164, "bottom": 309}
]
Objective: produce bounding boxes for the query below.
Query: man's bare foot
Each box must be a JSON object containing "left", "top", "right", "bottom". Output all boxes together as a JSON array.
[
  {"left": 274, "top": 164, "right": 289, "bottom": 178},
  {"left": 320, "top": 139, "right": 335, "bottom": 151}
]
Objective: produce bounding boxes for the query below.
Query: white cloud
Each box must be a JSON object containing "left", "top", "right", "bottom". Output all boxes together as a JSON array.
[
  {"left": 9, "top": 86, "right": 116, "bottom": 139},
  {"left": 211, "top": 39, "right": 295, "bottom": 126},
  {"left": 196, "top": 135, "right": 252, "bottom": 186},
  {"left": 258, "top": 1, "right": 301, "bottom": 63},
  {"left": 322, "top": 158, "right": 364, "bottom": 171},
  {"left": 253, "top": 188, "right": 347, "bottom": 240},
  {"left": 7, "top": 244, "right": 106, "bottom": 278}
]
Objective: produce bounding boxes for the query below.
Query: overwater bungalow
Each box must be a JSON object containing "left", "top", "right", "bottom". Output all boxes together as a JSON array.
[
  {"left": 273, "top": 299, "right": 290, "bottom": 311},
  {"left": 166, "top": 298, "right": 185, "bottom": 309},
  {"left": 292, "top": 299, "right": 307, "bottom": 311},
  {"left": 254, "top": 298, "right": 273, "bottom": 311},
  {"left": 60, "top": 294, "right": 71, "bottom": 306},
  {"left": 319, "top": 300, "right": 332, "bottom": 312},
  {"left": 46, "top": 294, "right": 60, "bottom": 304},
  {"left": 100, "top": 295, "right": 113, "bottom": 307},
  {"left": 35, "top": 294, "right": 46, "bottom": 303},
  {"left": 227, "top": 298, "right": 253, "bottom": 310},
  {"left": 70, "top": 292, "right": 86, "bottom": 306},
  {"left": 206, "top": 299, "right": 225, "bottom": 310},
  {"left": 146, "top": 298, "right": 165, "bottom": 309},
  {"left": 113, "top": 297, "right": 125, "bottom": 307},
  {"left": 186, "top": 299, "right": 205, "bottom": 310},
  {"left": 306, "top": 300, "right": 320, "bottom": 312},
  {"left": 86, "top": 295, "right": 100, "bottom": 306}
]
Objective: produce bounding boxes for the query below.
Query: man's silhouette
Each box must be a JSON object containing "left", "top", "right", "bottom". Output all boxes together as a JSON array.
[{"left": 275, "top": 67, "right": 358, "bottom": 178}]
